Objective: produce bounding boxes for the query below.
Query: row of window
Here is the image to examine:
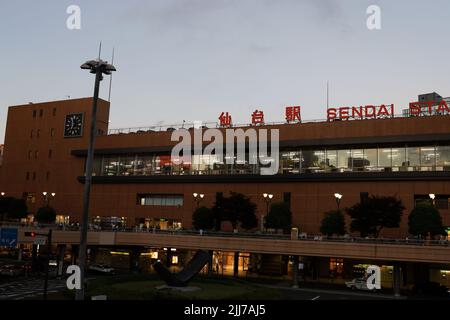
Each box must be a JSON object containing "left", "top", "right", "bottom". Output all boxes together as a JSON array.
[
  {"left": 90, "top": 144, "right": 450, "bottom": 176},
  {"left": 30, "top": 128, "right": 56, "bottom": 139},
  {"left": 137, "top": 194, "right": 184, "bottom": 206},
  {"left": 25, "top": 171, "right": 50, "bottom": 181},
  {"left": 32, "top": 108, "right": 57, "bottom": 118},
  {"left": 28, "top": 149, "right": 53, "bottom": 160}
]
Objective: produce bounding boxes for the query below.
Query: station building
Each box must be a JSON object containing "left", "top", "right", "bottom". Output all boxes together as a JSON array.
[{"left": 1, "top": 95, "right": 450, "bottom": 288}]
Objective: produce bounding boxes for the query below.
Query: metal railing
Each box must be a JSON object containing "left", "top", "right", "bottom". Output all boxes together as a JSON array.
[
  {"left": 106, "top": 113, "right": 450, "bottom": 136},
  {"left": 3, "top": 222, "right": 448, "bottom": 247}
]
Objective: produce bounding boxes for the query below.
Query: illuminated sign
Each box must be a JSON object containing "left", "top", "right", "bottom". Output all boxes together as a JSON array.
[
  {"left": 366, "top": 265, "right": 381, "bottom": 290},
  {"left": 285, "top": 106, "right": 301, "bottom": 123},
  {"left": 327, "top": 104, "right": 394, "bottom": 121},
  {"left": 214, "top": 100, "right": 450, "bottom": 127},
  {"left": 409, "top": 100, "right": 450, "bottom": 116}
]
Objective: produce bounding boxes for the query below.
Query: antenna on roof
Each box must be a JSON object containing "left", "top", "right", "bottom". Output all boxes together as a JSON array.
[
  {"left": 327, "top": 80, "right": 329, "bottom": 110},
  {"left": 98, "top": 41, "right": 102, "bottom": 60},
  {"left": 108, "top": 47, "right": 115, "bottom": 102}
]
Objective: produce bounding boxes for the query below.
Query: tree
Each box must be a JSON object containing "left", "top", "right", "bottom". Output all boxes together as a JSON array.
[
  {"left": 264, "top": 202, "right": 292, "bottom": 233},
  {"left": 220, "top": 192, "right": 258, "bottom": 231},
  {"left": 35, "top": 206, "right": 56, "bottom": 224},
  {"left": 408, "top": 203, "right": 446, "bottom": 238},
  {"left": 0, "top": 197, "right": 14, "bottom": 221},
  {"left": 346, "top": 195, "right": 404, "bottom": 238},
  {"left": 7, "top": 198, "right": 28, "bottom": 220},
  {"left": 192, "top": 206, "right": 215, "bottom": 230},
  {"left": 320, "top": 210, "right": 346, "bottom": 236}
]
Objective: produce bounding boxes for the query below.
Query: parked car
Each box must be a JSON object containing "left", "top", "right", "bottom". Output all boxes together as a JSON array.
[
  {"left": 412, "top": 282, "right": 450, "bottom": 297},
  {"left": 88, "top": 264, "right": 115, "bottom": 274},
  {"left": 0, "top": 264, "right": 24, "bottom": 277},
  {"left": 345, "top": 278, "right": 378, "bottom": 291}
]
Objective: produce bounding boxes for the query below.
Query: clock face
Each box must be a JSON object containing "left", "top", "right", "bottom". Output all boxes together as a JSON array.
[{"left": 64, "top": 113, "right": 84, "bottom": 137}]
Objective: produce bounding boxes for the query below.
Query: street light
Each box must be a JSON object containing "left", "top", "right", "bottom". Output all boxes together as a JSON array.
[
  {"left": 193, "top": 193, "right": 204, "bottom": 209},
  {"left": 429, "top": 193, "right": 436, "bottom": 206},
  {"left": 77, "top": 58, "right": 116, "bottom": 301},
  {"left": 334, "top": 193, "right": 343, "bottom": 210},
  {"left": 42, "top": 192, "right": 56, "bottom": 206},
  {"left": 0, "top": 192, "right": 5, "bottom": 196},
  {"left": 262, "top": 193, "right": 273, "bottom": 231},
  {"left": 42, "top": 192, "right": 48, "bottom": 206}
]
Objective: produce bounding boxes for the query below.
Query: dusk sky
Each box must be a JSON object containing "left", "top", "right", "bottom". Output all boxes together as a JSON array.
[{"left": 1, "top": 0, "right": 449, "bottom": 142}]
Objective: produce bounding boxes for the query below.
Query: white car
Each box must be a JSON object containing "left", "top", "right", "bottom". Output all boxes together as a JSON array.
[
  {"left": 345, "top": 278, "right": 376, "bottom": 291},
  {"left": 89, "top": 264, "right": 115, "bottom": 273}
]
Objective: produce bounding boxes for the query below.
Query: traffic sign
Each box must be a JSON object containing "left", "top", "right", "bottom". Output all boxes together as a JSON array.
[
  {"left": 0, "top": 228, "right": 18, "bottom": 248},
  {"left": 33, "top": 237, "right": 47, "bottom": 245}
]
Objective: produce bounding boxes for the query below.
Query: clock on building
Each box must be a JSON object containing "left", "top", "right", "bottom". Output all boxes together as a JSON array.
[{"left": 64, "top": 113, "right": 84, "bottom": 137}]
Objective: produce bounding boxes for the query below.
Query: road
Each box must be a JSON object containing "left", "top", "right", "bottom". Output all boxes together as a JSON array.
[
  {"left": 262, "top": 284, "right": 397, "bottom": 300},
  {"left": 0, "top": 277, "right": 67, "bottom": 300}
]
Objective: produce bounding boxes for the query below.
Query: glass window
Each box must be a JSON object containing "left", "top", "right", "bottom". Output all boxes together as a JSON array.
[
  {"left": 391, "top": 148, "right": 406, "bottom": 170},
  {"left": 92, "top": 157, "right": 102, "bottom": 176},
  {"left": 351, "top": 149, "right": 365, "bottom": 171},
  {"left": 103, "top": 156, "right": 119, "bottom": 176},
  {"left": 325, "top": 150, "right": 338, "bottom": 172},
  {"left": 337, "top": 150, "right": 351, "bottom": 172},
  {"left": 314, "top": 150, "right": 327, "bottom": 172},
  {"left": 379, "top": 148, "right": 392, "bottom": 170},
  {"left": 280, "top": 151, "right": 300, "bottom": 174},
  {"left": 157, "top": 155, "right": 172, "bottom": 175},
  {"left": 138, "top": 194, "right": 184, "bottom": 206},
  {"left": 118, "top": 156, "right": 136, "bottom": 176},
  {"left": 364, "top": 148, "right": 378, "bottom": 171},
  {"left": 192, "top": 154, "right": 222, "bottom": 174},
  {"left": 302, "top": 150, "right": 322, "bottom": 173},
  {"left": 436, "top": 146, "right": 450, "bottom": 171},
  {"left": 406, "top": 147, "right": 420, "bottom": 170},
  {"left": 420, "top": 146, "right": 436, "bottom": 170}
]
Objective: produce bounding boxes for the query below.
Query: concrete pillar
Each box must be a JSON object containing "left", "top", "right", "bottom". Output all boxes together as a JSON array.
[
  {"left": 394, "top": 263, "right": 401, "bottom": 298},
  {"left": 233, "top": 252, "right": 239, "bottom": 277},
  {"left": 166, "top": 248, "right": 172, "bottom": 268},
  {"left": 57, "top": 244, "right": 66, "bottom": 277},
  {"left": 71, "top": 245, "right": 79, "bottom": 265},
  {"left": 31, "top": 244, "right": 38, "bottom": 272},
  {"left": 207, "top": 250, "right": 214, "bottom": 276},
  {"left": 129, "top": 247, "right": 141, "bottom": 272},
  {"left": 292, "top": 256, "right": 299, "bottom": 288},
  {"left": 17, "top": 247, "right": 23, "bottom": 262}
]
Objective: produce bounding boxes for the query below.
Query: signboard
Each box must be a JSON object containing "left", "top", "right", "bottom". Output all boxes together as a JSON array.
[
  {"left": 0, "top": 228, "right": 18, "bottom": 248},
  {"left": 33, "top": 237, "right": 47, "bottom": 245},
  {"left": 217, "top": 99, "right": 450, "bottom": 126}
]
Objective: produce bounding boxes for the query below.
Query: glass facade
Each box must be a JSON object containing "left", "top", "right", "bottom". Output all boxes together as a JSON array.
[{"left": 89, "top": 144, "right": 450, "bottom": 176}]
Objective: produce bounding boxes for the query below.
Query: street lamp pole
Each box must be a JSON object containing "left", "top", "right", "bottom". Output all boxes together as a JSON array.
[
  {"left": 193, "top": 193, "right": 204, "bottom": 210},
  {"left": 262, "top": 193, "right": 273, "bottom": 231},
  {"left": 429, "top": 193, "right": 436, "bottom": 206},
  {"left": 43, "top": 192, "right": 48, "bottom": 206},
  {"left": 76, "top": 58, "right": 116, "bottom": 301},
  {"left": 334, "top": 193, "right": 342, "bottom": 211}
]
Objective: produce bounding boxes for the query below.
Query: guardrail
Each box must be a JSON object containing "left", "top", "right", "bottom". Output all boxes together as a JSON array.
[{"left": 2, "top": 222, "right": 448, "bottom": 247}]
